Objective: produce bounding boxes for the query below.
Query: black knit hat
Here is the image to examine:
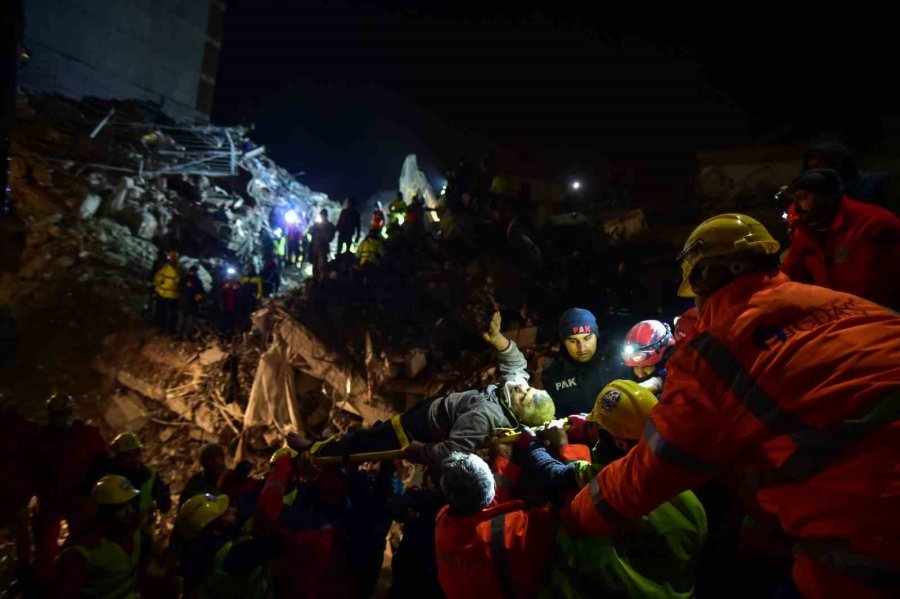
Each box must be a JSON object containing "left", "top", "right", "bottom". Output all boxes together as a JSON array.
[{"left": 790, "top": 168, "right": 843, "bottom": 197}]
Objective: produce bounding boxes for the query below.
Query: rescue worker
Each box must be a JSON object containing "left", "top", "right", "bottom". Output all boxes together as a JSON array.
[
  {"left": 434, "top": 452, "right": 556, "bottom": 599},
  {"left": 55, "top": 475, "right": 142, "bottom": 599},
  {"left": 176, "top": 265, "right": 205, "bottom": 340},
  {"left": 309, "top": 209, "right": 336, "bottom": 282},
  {"left": 356, "top": 227, "right": 385, "bottom": 268},
  {"left": 176, "top": 493, "right": 275, "bottom": 599},
  {"left": 388, "top": 192, "right": 406, "bottom": 226},
  {"left": 336, "top": 197, "right": 361, "bottom": 255},
  {"left": 781, "top": 168, "right": 900, "bottom": 309},
  {"left": 107, "top": 433, "right": 171, "bottom": 522},
  {"left": 256, "top": 448, "right": 342, "bottom": 599},
  {"left": 152, "top": 251, "right": 181, "bottom": 334},
  {"left": 621, "top": 320, "right": 676, "bottom": 394},
  {"left": 371, "top": 202, "right": 386, "bottom": 237},
  {"left": 272, "top": 227, "right": 286, "bottom": 290},
  {"left": 238, "top": 265, "right": 263, "bottom": 331},
  {"left": 286, "top": 220, "right": 303, "bottom": 267},
  {"left": 567, "top": 213, "right": 900, "bottom": 598},
  {"left": 803, "top": 142, "right": 892, "bottom": 208},
  {"left": 33, "top": 394, "right": 108, "bottom": 578},
  {"left": 518, "top": 380, "right": 707, "bottom": 598},
  {"left": 291, "top": 312, "right": 555, "bottom": 467},
  {"left": 180, "top": 443, "right": 228, "bottom": 508},
  {"left": 541, "top": 308, "right": 630, "bottom": 416},
  {"left": 673, "top": 307, "right": 698, "bottom": 343},
  {"left": 0, "top": 394, "right": 37, "bottom": 579},
  {"left": 219, "top": 268, "right": 241, "bottom": 338}
]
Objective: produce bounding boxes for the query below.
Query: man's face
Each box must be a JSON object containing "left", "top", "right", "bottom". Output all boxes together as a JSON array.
[
  {"left": 564, "top": 332, "right": 597, "bottom": 363},
  {"left": 48, "top": 408, "right": 74, "bottom": 431},
  {"left": 792, "top": 189, "right": 819, "bottom": 213},
  {"left": 633, "top": 365, "right": 656, "bottom": 380},
  {"left": 117, "top": 449, "right": 143, "bottom": 473},
  {"left": 793, "top": 189, "right": 838, "bottom": 229},
  {"left": 114, "top": 500, "right": 139, "bottom": 526},
  {"left": 218, "top": 507, "right": 238, "bottom": 530},
  {"left": 204, "top": 453, "right": 227, "bottom": 477},
  {"left": 505, "top": 382, "right": 534, "bottom": 409}
]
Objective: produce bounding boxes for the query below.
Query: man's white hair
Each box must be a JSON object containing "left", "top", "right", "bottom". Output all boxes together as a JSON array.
[{"left": 440, "top": 452, "right": 496, "bottom": 514}]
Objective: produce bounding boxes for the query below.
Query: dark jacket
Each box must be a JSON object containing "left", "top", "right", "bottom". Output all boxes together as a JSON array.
[
  {"left": 422, "top": 341, "right": 529, "bottom": 466},
  {"left": 178, "top": 274, "right": 205, "bottom": 313},
  {"left": 782, "top": 195, "right": 900, "bottom": 309},
  {"left": 542, "top": 345, "right": 630, "bottom": 417},
  {"left": 336, "top": 208, "right": 361, "bottom": 239}
]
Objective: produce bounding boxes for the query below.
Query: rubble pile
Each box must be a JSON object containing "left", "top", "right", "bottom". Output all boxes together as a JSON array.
[{"left": 0, "top": 92, "right": 337, "bottom": 412}]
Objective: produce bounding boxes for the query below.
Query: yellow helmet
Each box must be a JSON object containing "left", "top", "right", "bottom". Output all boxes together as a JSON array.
[
  {"left": 176, "top": 493, "right": 230, "bottom": 540},
  {"left": 587, "top": 380, "right": 658, "bottom": 440},
  {"left": 270, "top": 445, "right": 298, "bottom": 463},
  {"left": 676, "top": 213, "right": 780, "bottom": 297},
  {"left": 92, "top": 475, "right": 140, "bottom": 506},
  {"left": 110, "top": 432, "right": 143, "bottom": 455}
]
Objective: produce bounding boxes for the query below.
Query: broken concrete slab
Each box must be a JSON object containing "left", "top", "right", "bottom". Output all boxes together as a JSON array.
[
  {"left": 198, "top": 345, "right": 227, "bottom": 366},
  {"left": 79, "top": 193, "right": 102, "bottom": 219},
  {"left": 104, "top": 392, "right": 148, "bottom": 432},
  {"left": 117, "top": 370, "right": 167, "bottom": 402}
]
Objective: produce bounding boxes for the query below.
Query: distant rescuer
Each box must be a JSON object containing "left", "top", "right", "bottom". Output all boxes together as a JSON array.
[
  {"left": 541, "top": 308, "right": 629, "bottom": 417},
  {"left": 566, "top": 213, "right": 900, "bottom": 598},
  {"left": 780, "top": 168, "right": 900, "bottom": 310},
  {"left": 152, "top": 251, "right": 181, "bottom": 334}
]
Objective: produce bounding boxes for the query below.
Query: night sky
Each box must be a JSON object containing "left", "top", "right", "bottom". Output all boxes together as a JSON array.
[{"left": 212, "top": 1, "right": 894, "bottom": 202}]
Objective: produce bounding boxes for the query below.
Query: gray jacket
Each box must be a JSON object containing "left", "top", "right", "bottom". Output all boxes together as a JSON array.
[{"left": 423, "top": 341, "right": 529, "bottom": 467}]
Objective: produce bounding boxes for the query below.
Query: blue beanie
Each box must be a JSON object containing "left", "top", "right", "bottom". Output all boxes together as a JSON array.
[{"left": 558, "top": 308, "right": 598, "bottom": 341}]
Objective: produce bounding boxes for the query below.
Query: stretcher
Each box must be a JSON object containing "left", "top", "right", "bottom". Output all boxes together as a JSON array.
[{"left": 308, "top": 416, "right": 571, "bottom": 465}]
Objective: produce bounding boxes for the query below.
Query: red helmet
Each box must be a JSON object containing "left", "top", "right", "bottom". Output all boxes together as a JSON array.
[
  {"left": 622, "top": 320, "right": 674, "bottom": 367},
  {"left": 673, "top": 307, "right": 699, "bottom": 342}
]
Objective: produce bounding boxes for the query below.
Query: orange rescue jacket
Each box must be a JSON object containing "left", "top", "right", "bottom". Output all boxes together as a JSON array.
[
  {"left": 435, "top": 500, "right": 556, "bottom": 599},
  {"left": 568, "top": 272, "right": 900, "bottom": 598}
]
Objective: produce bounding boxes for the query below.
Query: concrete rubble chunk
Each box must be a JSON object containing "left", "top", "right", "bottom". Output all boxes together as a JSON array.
[
  {"left": 198, "top": 345, "right": 227, "bottom": 366},
  {"left": 79, "top": 192, "right": 102, "bottom": 219},
  {"left": 116, "top": 369, "right": 167, "bottom": 402},
  {"left": 104, "top": 392, "right": 148, "bottom": 432}
]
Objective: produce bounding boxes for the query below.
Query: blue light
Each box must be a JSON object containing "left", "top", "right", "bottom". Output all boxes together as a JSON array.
[{"left": 285, "top": 209, "right": 299, "bottom": 225}]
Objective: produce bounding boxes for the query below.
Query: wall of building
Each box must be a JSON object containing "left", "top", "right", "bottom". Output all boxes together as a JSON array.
[{"left": 19, "top": 0, "right": 224, "bottom": 121}]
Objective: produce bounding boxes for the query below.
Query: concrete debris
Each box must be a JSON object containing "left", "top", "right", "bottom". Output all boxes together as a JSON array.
[
  {"left": 103, "top": 392, "right": 149, "bottom": 432},
  {"left": 79, "top": 192, "right": 102, "bottom": 219},
  {"left": 198, "top": 345, "right": 227, "bottom": 366}
]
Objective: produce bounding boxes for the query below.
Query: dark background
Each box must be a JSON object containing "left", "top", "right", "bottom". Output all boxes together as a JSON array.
[{"left": 212, "top": 0, "right": 895, "bottom": 201}]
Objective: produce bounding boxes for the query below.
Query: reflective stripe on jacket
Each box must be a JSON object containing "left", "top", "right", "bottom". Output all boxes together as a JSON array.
[{"left": 569, "top": 272, "right": 900, "bottom": 597}]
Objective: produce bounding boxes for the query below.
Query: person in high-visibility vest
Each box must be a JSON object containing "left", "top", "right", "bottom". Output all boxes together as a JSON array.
[
  {"left": 519, "top": 380, "right": 707, "bottom": 599},
  {"left": 176, "top": 493, "right": 275, "bottom": 599},
  {"left": 356, "top": 227, "right": 384, "bottom": 268},
  {"left": 55, "top": 475, "right": 142, "bottom": 599},
  {"left": 152, "top": 251, "right": 181, "bottom": 334},
  {"left": 567, "top": 213, "right": 900, "bottom": 598},
  {"left": 388, "top": 191, "right": 406, "bottom": 226},
  {"left": 106, "top": 433, "right": 171, "bottom": 523}
]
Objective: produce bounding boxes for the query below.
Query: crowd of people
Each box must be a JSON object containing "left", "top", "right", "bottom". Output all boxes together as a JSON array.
[{"left": 5, "top": 142, "right": 899, "bottom": 598}]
